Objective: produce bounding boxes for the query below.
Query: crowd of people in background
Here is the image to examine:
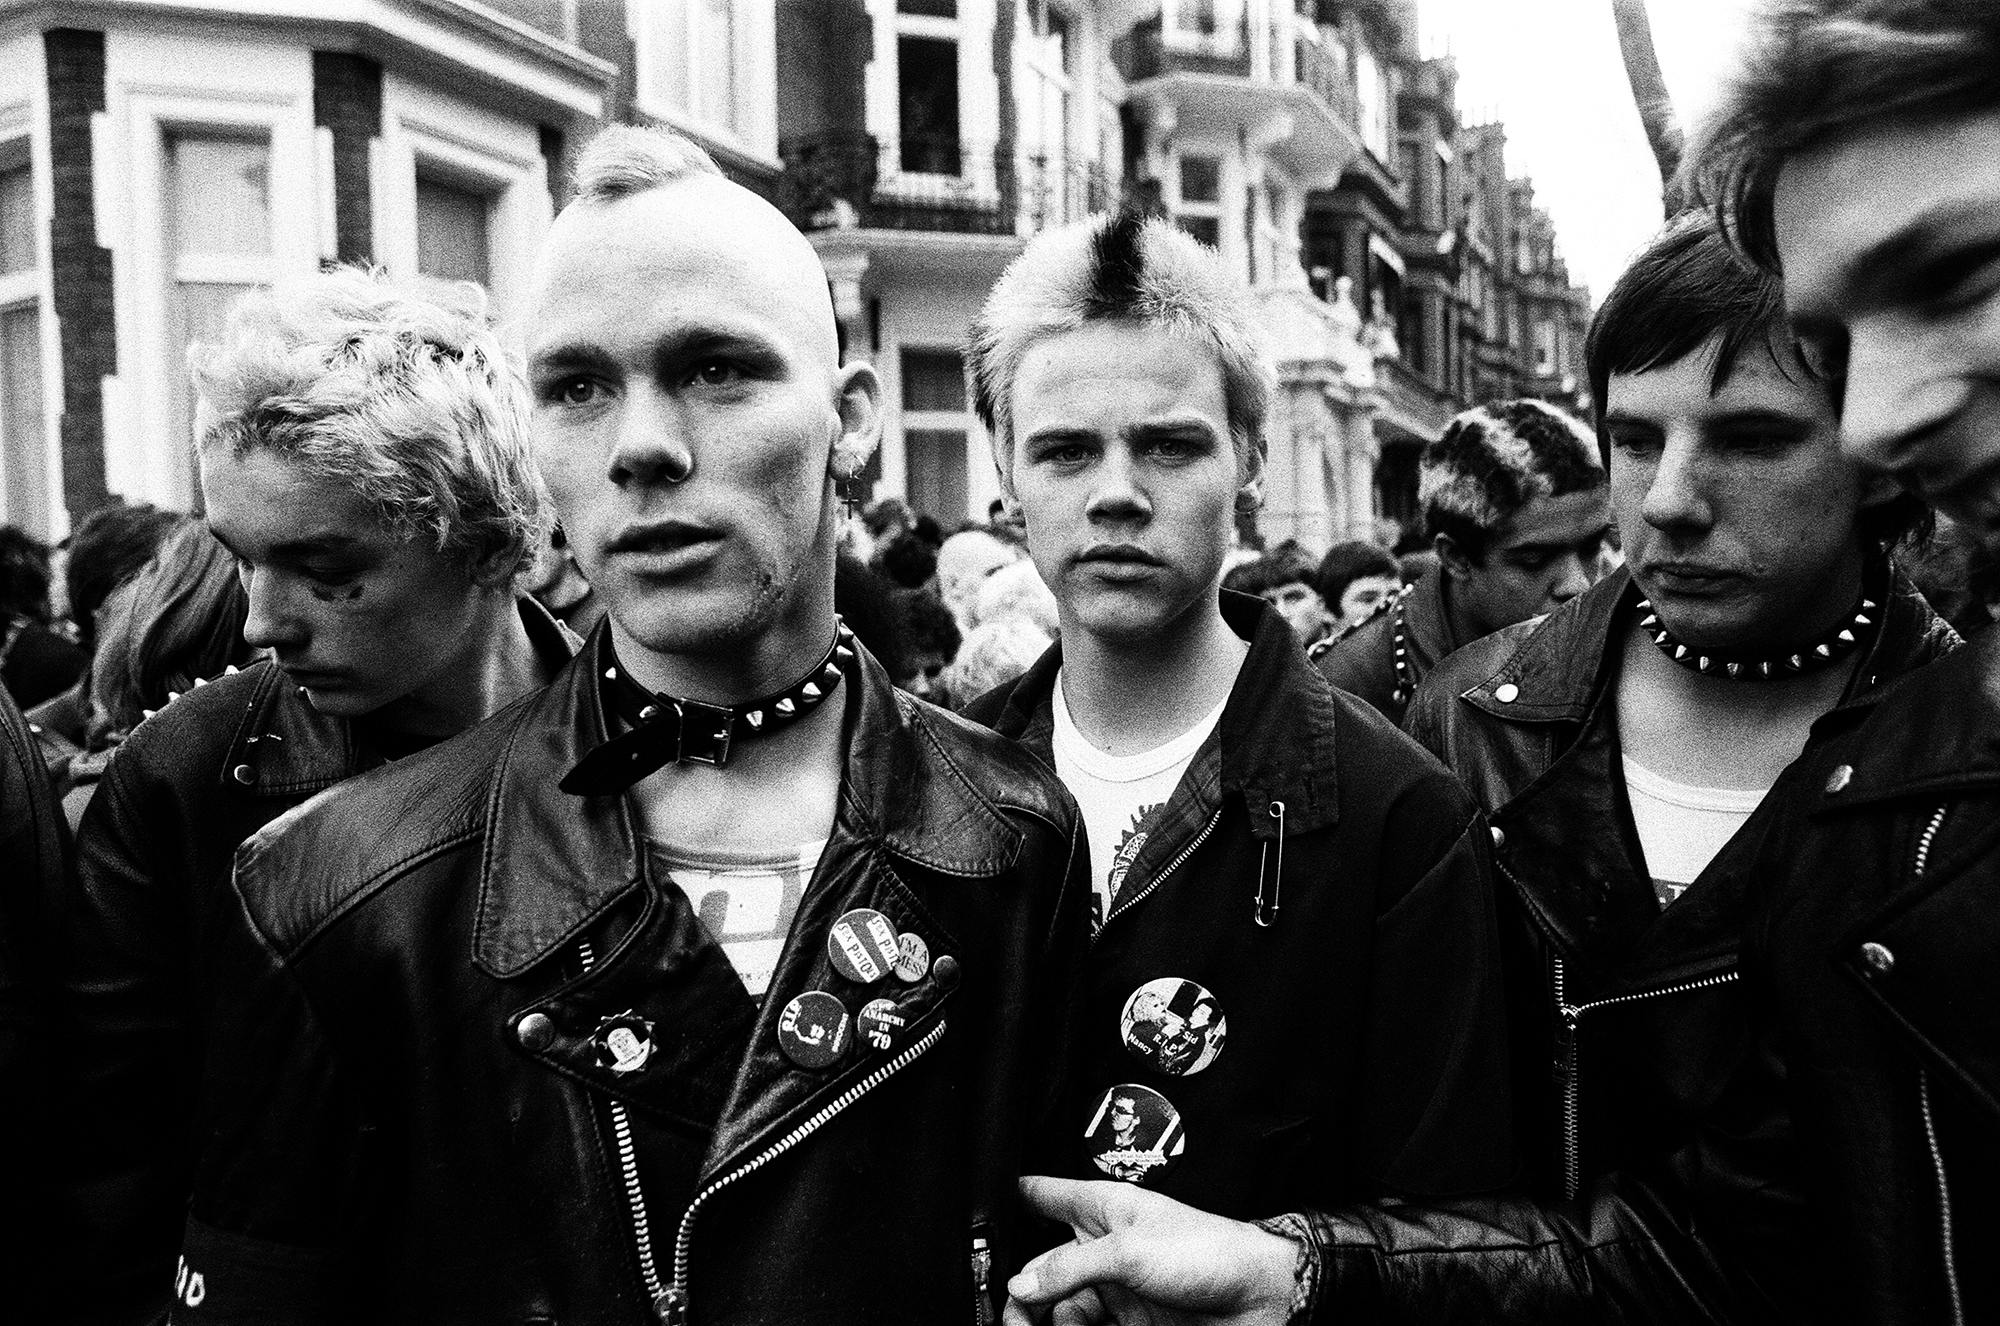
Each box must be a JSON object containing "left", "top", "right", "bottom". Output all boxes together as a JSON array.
[{"left": 15, "top": 423, "right": 1997, "bottom": 806}]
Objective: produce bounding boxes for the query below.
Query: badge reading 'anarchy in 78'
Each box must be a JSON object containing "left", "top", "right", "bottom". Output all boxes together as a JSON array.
[{"left": 1083, "top": 1083, "right": 1185, "bottom": 1184}]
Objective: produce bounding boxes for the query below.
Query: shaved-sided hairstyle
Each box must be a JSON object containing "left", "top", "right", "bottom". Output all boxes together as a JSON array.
[
  {"left": 190, "top": 266, "right": 546, "bottom": 581},
  {"left": 1686, "top": 0, "right": 2000, "bottom": 272},
  {"left": 967, "top": 212, "right": 1275, "bottom": 507},
  {"left": 1420, "top": 399, "right": 1604, "bottom": 562},
  {"left": 571, "top": 124, "right": 723, "bottom": 206}
]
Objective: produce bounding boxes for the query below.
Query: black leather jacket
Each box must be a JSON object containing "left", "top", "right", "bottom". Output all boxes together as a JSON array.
[
  {"left": 1736, "top": 624, "right": 2000, "bottom": 1324},
  {"left": 55, "top": 601, "right": 578, "bottom": 1325},
  {"left": 1288, "top": 564, "right": 1957, "bottom": 1323},
  {"left": 175, "top": 629, "right": 1089, "bottom": 1325},
  {"left": 1313, "top": 571, "right": 1461, "bottom": 728},
  {"left": 2, "top": 682, "right": 67, "bottom": 1316},
  {"left": 970, "top": 593, "right": 1514, "bottom": 1218}
]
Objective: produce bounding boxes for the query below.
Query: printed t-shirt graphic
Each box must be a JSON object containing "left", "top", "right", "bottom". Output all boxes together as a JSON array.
[
  {"left": 646, "top": 838, "right": 827, "bottom": 997},
  {"left": 1051, "top": 673, "right": 1224, "bottom": 931}
]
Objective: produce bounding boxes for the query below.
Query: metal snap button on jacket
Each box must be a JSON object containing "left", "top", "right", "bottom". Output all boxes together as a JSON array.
[{"left": 515, "top": 1012, "right": 556, "bottom": 1051}]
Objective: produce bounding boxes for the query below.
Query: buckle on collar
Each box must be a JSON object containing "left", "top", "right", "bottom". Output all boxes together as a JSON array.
[{"left": 672, "top": 697, "right": 735, "bottom": 766}]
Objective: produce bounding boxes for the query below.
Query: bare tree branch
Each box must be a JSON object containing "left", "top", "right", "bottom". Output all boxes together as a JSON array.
[{"left": 1611, "top": 0, "right": 1688, "bottom": 216}]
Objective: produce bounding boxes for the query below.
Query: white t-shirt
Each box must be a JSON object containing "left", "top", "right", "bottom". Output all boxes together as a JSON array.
[
  {"left": 647, "top": 838, "right": 828, "bottom": 998},
  {"left": 1622, "top": 756, "right": 1768, "bottom": 908},
  {"left": 1051, "top": 671, "right": 1226, "bottom": 931}
]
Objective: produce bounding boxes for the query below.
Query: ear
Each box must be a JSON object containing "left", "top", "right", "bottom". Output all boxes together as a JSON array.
[
  {"left": 830, "top": 362, "right": 883, "bottom": 480},
  {"left": 470, "top": 538, "right": 526, "bottom": 592},
  {"left": 1233, "top": 437, "right": 1267, "bottom": 515},
  {"left": 1433, "top": 531, "right": 1473, "bottom": 580}
]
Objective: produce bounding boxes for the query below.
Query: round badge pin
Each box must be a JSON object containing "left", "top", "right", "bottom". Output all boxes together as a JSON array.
[
  {"left": 592, "top": 1011, "right": 656, "bottom": 1075},
  {"left": 827, "top": 907, "right": 902, "bottom": 984},
  {"left": 893, "top": 931, "right": 931, "bottom": 983},
  {"left": 857, "top": 997, "right": 908, "bottom": 1052},
  {"left": 1083, "top": 1083, "right": 1186, "bottom": 1185},
  {"left": 777, "top": 990, "right": 851, "bottom": 1070},
  {"left": 1119, "top": 977, "right": 1228, "bottom": 1077}
]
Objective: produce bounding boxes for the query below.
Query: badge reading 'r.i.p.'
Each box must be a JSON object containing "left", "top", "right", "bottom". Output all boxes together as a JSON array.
[{"left": 778, "top": 991, "right": 850, "bottom": 1069}]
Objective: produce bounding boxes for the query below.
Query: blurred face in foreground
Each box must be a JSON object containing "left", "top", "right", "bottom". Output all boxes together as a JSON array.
[{"left": 1773, "top": 106, "right": 2000, "bottom": 552}]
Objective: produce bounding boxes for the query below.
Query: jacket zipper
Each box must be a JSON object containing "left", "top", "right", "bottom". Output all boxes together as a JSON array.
[
  {"left": 1910, "top": 803, "right": 1961, "bottom": 1325},
  {"left": 1094, "top": 807, "right": 1223, "bottom": 948},
  {"left": 662, "top": 1017, "right": 950, "bottom": 1324},
  {"left": 1494, "top": 856, "right": 1743, "bottom": 1200},
  {"left": 969, "top": 1226, "right": 995, "bottom": 1326},
  {"left": 1549, "top": 953, "right": 1740, "bottom": 1200},
  {"left": 576, "top": 940, "right": 672, "bottom": 1313}
]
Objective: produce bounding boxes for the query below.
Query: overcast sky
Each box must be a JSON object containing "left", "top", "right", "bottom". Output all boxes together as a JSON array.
[{"left": 1418, "top": 0, "right": 1758, "bottom": 305}]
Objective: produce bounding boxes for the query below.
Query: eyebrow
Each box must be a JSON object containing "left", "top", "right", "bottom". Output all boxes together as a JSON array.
[
  {"left": 1818, "top": 195, "right": 2000, "bottom": 308},
  {"left": 1599, "top": 411, "right": 1660, "bottom": 430},
  {"left": 209, "top": 528, "right": 363, "bottom": 560},
  {"left": 1704, "top": 409, "right": 1815, "bottom": 431},
  {"left": 1599, "top": 408, "right": 1811, "bottom": 431},
  {"left": 1504, "top": 524, "right": 1611, "bottom": 556},
  {"left": 527, "top": 324, "right": 780, "bottom": 378}
]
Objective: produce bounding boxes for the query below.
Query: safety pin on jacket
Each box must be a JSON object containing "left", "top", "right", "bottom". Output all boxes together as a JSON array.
[{"left": 1254, "top": 800, "right": 1286, "bottom": 926}]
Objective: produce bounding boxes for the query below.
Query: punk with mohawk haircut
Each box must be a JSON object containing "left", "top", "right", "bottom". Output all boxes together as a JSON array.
[
  {"left": 967, "top": 211, "right": 1274, "bottom": 499},
  {"left": 967, "top": 207, "right": 1516, "bottom": 1326},
  {"left": 1420, "top": 398, "right": 1605, "bottom": 563}
]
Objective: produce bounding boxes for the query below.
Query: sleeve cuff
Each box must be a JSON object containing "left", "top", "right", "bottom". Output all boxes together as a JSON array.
[{"left": 1252, "top": 1212, "right": 1322, "bottom": 1326}]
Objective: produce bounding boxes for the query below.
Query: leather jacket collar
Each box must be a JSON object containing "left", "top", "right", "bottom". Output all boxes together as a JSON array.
[
  {"left": 1398, "top": 569, "right": 1465, "bottom": 685},
  {"left": 478, "top": 623, "right": 1028, "bottom": 978},
  {"left": 217, "top": 594, "right": 579, "bottom": 801},
  {"left": 1807, "top": 621, "right": 2000, "bottom": 813},
  {"left": 1458, "top": 560, "right": 1949, "bottom": 722},
  {"left": 215, "top": 662, "right": 364, "bottom": 800}
]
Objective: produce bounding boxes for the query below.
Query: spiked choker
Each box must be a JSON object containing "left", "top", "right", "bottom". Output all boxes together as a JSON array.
[
  {"left": 560, "top": 621, "right": 854, "bottom": 794},
  {"left": 1636, "top": 593, "right": 1878, "bottom": 681}
]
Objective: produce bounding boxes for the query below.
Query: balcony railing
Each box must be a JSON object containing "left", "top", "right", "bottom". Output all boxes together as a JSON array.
[
  {"left": 778, "top": 133, "right": 1123, "bottom": 237},
  {"left": 1117, "top": 14, "right": 1255, "bottom": 81}
]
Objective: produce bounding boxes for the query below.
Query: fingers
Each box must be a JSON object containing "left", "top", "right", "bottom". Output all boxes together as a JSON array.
[
  {"left": 1019, "top": 1174, "right": 1112, "bottom": 1235},
  {"left": 1007, "top": 1231, "right": 1133, "bottom": 1308},
  {"left": 1002, "top": 1292, "right": 1041, "bottom": 1326},
  {"left": 1052, "top": 1288, "right": 1109, "bottom": 1326},
  {"left": 1004, "top": 1283, "right": 1107, "bottom": 1326}
]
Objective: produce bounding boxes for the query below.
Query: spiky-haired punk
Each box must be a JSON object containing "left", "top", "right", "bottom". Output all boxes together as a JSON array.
[
  {"left": 1420, "top": 399, "right": 1604, "bottom": 563},
  {"left": 966, "top": 212, "right": 1275, "bottom": 504}
]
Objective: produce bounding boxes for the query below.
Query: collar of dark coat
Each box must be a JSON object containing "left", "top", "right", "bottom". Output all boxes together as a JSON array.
[
  {"left": 218, "top": 595, "right": 581, "bottom": 800},
  {"left": 1458, "top": 567, "right": 1633, "bottom": 723},
  {"left": 974, "top": 591, "right": 1343, "bottom": 838},
  {"left": 475, "top": 622, "right": 1025, "bottom": 978},
  {"left": 1399, "top": 568, "right": 1465, "bottom": 677},
  {"left": 1458, "top": 559, "right": 1952, "bottom": 725},
  {"left": 1807, "top": 616, "right": 2000, "bottom": 812}
]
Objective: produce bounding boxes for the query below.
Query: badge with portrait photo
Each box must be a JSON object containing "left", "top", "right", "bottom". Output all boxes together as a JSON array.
[
  {"left": 1119, "top": 977, "right": 1226, "bottom": 1077},
  {"left": 1083, "top": 1083, "right": 1186, "bottom": 1184}
]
